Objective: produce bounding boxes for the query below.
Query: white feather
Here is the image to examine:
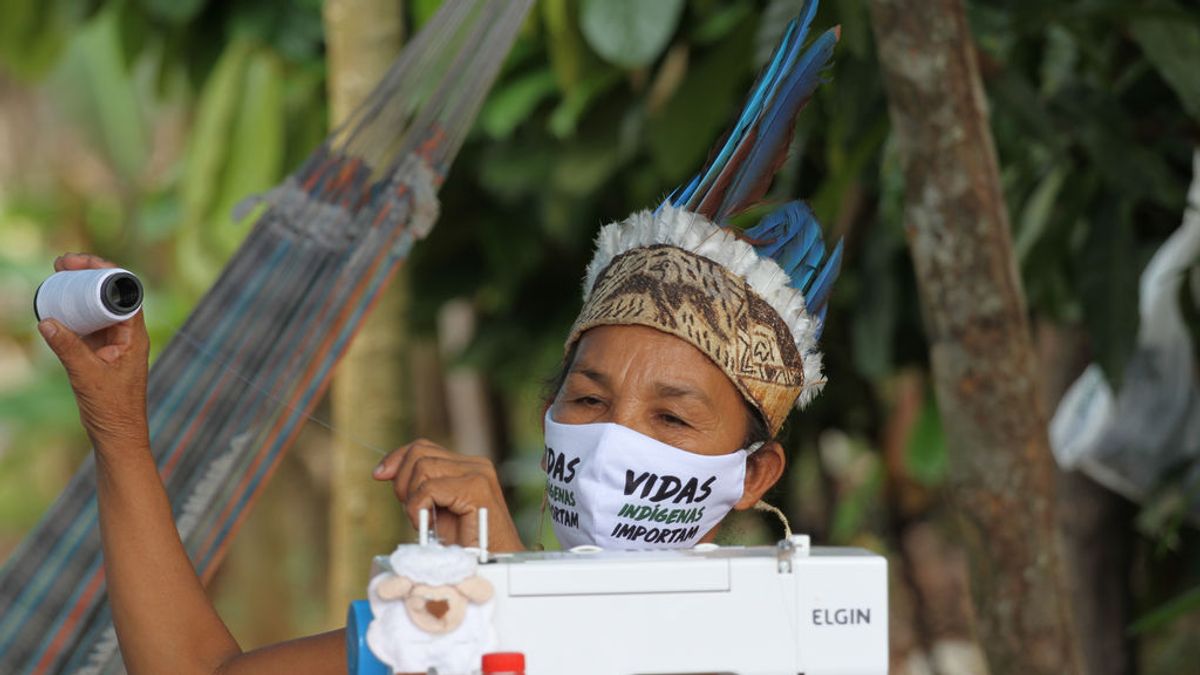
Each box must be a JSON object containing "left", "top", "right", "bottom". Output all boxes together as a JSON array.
[{"left": 580, "top": 206, "right": 826, "bottom": 406}]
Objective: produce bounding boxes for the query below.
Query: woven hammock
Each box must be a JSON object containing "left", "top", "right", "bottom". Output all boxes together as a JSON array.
[{"left": 0, "top": 2, "right": 531, "bottom": 672}]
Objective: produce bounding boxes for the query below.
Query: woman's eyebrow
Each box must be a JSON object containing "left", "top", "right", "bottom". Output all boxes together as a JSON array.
[
  {"left": 569, "top": 366, "right": 610, "bottom": 387},
  {"left": 654, "top": 382, "right": 712, "bottom": 406}
]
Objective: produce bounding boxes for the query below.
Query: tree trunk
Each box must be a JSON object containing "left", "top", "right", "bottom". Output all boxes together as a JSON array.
[
  {"left": 1036, "top": 322, "right": 1136, "bottom": 675},
  {"left": 867, "top": 1, "right": 1083, "bottom": 672},
  {"left": 881, "top": 370, "right": 989, "bottom": 674},
  {"left": 324, "top": 0, "right": 408, "bottom": 623},
  {"left": 1056, "top": 470, "right": 1135, "bottom": 675}
]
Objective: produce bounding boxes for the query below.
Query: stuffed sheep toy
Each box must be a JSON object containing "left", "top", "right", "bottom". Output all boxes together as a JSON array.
[{"left": 366, "top": 544, "right": 497, "bottom": 674}]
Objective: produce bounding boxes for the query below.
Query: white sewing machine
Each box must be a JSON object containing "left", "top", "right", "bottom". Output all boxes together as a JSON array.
[{"left": 347, "top": 510, "right": 888, "bottom": 675}]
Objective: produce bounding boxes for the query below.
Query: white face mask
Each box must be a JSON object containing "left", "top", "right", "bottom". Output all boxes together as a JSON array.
[{"left": 543, "top": 410, "right": 750, "bottom": 550}]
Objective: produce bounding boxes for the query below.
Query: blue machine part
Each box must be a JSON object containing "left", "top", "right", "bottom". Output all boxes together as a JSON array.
[{"left": 346, "top": 600, "right": 390, "bottom": 675}]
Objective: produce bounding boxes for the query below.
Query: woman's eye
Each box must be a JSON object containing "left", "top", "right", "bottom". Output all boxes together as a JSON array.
[
  {"left": 659, "top": 413, "right": 689, "bottom": 428},
  {"left": 574, "top": 396, "right": 604, "bottom": 407}
]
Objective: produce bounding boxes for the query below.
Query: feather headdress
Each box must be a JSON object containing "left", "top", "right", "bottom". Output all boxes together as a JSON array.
[{"left": 569, "top": 0, "right": 842, "bottom": 433}]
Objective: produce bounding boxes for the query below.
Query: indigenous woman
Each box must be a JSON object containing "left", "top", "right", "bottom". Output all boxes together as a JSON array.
[{"left": 37, "top": 4, "right": 840, "bottom": 673}]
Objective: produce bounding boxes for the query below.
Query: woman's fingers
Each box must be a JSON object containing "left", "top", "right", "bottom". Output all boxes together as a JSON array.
[
  {"left": 404, "top": 473, "right": 524, "bottom": 552},
  {"left": 38, "top": 319, "right": 101, "bottom": 377},
  {"left": 53, "top": 252, "right": 117, "bottom": 272},
  {"left": 374, "top": 439, "right": 522, "bottom": 550},
  {"left": 403, "top": 474, "right": 494, "bottom": 546},
  {"left": 89, "top": 313, "right": 149, "bottom": 363},
  {"left": 372, "top": 439, "right": 439, "bottom": 481},
  {"left": 404, "top": 454, "right": 482, "bottom": 498},
  {"left": 374, "top": 439, "right": 489, "bottom": 497},
  {"left": 390, "top": 440, "right": 448, "bottom": 492}
]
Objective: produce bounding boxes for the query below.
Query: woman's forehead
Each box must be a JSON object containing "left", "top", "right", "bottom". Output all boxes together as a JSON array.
[{"left": 571, "top": 326, "right": 741, "bottom": 402}]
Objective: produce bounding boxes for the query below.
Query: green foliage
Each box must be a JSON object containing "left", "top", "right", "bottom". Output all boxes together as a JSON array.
[
  {"left": 975, "top": 0, "right": 1196, "bottom": 385},
  {"left": 0, "top": 0, "right": 100, "bottom": 80},
  {"left": 547, "top": 68, "right": 622, "bottom": 139},
  {"left": 205, "top": 48, "right": 285, "bottom": 258},
  {"left": 174, "top": 38, "right": 256, "bottom": 290},
  {"left": 49, "top": 6, "right": 148, "bottom": 180},
  {"left": 829, "top": 454, "right": 883, "bottom": 544},
  {"left": 645, "top": 16, "right": 755, "bottom": 180},
  {"left": 905, "top": 395, "right": 947, "bottom": 487},
  {"left": 1079, "top": 197, "right": 1139, "bottom": 385},
  {"left": 1130, "top": 4, "right": 1200, "bottom": 124},
  {"left": 850, "top": 216, "right": 901, "bottom": 380},
  {"left": 579, "top": 0, "right": 684, "bottom": 69},
  {"left": 541, "top": 0, "right": 590, "bottom": 93},
  {"left": 4, "top": 0, "right": 1200, "bottom": 664},
  {"left": 480, "top": 69, "right": 558, "bottom": 140},
  {"left": 1132, "top": 583, "right": 1200, "bottom": 635},
  {"left": 137, "top": 0, "right": 204, "bottom": 24},
  {"left": 0, "top": 0, "right": 328, "bottom": 533},
  {"left": 181, "top": 40, "right": 254, "bottom": 239}
]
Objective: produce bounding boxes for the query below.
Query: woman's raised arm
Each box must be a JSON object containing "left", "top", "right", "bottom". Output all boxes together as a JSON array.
[{"left": 38, "top": 253, "right": 344, "bottom": 675}]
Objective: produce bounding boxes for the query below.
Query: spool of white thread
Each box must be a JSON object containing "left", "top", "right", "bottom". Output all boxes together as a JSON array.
[{"left": 34, "top": 268, "right": 144, "bottom": 336}]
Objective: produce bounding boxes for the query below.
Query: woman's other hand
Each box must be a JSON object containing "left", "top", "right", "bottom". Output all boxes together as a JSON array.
[
  {"left": 37, "top": 253, "right": 150, "bottom": 448},
  {"left": 373, "top": 439, "right": 524, "bottom": 552}
]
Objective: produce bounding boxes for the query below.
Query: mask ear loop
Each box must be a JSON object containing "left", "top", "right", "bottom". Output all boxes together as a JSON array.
[
  {"left": 743, "top": 440, "right": 792, "bottom": 539},
  {"left": 753, "top": 500, "right": 793, "bottom": 539}
]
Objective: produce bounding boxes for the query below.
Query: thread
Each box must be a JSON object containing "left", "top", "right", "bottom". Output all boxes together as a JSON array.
[
  {"left": 151, "top": 322, "right": 788, "bottom": 551},
  {"left": 753, "top": 499, "right": 793, "bottom": 539},
  {"left": 35, "top": 269, "right": 143, "bottom": 335},
  {"left": 172, "top": 329, "right": 391, "bottom": 458}
]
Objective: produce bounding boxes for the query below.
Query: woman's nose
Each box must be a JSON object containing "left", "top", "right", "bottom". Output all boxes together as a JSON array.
[
  {"left": 608, "top": 403, "right": 633, "bottom": 428},
  {"left": 609, "top": 403, "right": 651, "bottom": 437}
]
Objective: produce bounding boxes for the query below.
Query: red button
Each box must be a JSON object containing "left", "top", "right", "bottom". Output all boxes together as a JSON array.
[{"left": 482, "top": 651, "right": 526, "bottom": 673}]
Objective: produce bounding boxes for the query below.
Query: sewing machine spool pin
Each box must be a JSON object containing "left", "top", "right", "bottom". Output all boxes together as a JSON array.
[
  {"left": 478, "top": 507, "right": 490, "bottom": 563},
  {"left": 418, "top": 508, "right": 430, "bottom": 546},
  {"left": 415, "top": 507, "right": 490, "bottom": 564}
]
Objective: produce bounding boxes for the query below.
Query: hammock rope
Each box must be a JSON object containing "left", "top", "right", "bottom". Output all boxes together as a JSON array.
[{"left": 0, "top": 2, "right": 532, "bottom": 673}]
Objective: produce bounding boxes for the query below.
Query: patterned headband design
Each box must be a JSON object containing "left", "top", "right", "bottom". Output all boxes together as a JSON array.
[
  {"left": 566, "top": 2, "right": 842, "bottom": 435},
  {"left": 568, "top": 207, "right": 831, "bottom": 434}
]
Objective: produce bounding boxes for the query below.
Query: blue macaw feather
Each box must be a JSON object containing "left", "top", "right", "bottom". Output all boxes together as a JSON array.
[
  {"left": 743, "top": 212, "right": 790, "bottom": 256},
  {"left": 804, "top": 238, "right": 843, "bottom": 314},
  {"left": 657, "top": 185, "right": 685, "bottom": 214},
  {"left": 796, "top": 232, "right": 828, "bottom": 288},
  {"left": 673, "top": 173, "right": 701, "bottom": 209},
  {"left": 716, "top": 27, "right": 837, "bottom": 221},
  {"left": 666, "top": 0, "right": 843, "bottom": 332},
  {"left": 682, "top": 14, "right": 807, "bottom": 209},
  {"left": 813, "top": 302, "right": 831, "bottom": 340},
  {"left": 770, "top": 212, "right": 821, "bottom": 273},
  {"left": 694, "top": 126, "right": 760, "bottom": 216},
  {"left": 744, "top": 201, "right": 831, "bottom": 293}
]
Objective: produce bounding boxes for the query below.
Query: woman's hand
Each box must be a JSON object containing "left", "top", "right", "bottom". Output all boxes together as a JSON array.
[
  {"left": 373, "top": 439, "right": 524, "bottom": 552},
  {"left": 37, "top": 253, "right": 150, "bottom": 449}
]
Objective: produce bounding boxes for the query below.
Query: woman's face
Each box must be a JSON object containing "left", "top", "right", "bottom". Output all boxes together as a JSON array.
[{"left": 550, "top": 325, "right": 752, "bottom": 456}]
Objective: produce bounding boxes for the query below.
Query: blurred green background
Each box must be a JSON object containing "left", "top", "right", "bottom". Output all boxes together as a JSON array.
[{"left": 1, "top": 0, "right": 1199, "bottom": 672}]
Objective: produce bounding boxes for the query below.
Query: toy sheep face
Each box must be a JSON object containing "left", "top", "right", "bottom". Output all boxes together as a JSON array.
[{"left": 376, "top": 573, "right": 494, "bottom": 635}]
